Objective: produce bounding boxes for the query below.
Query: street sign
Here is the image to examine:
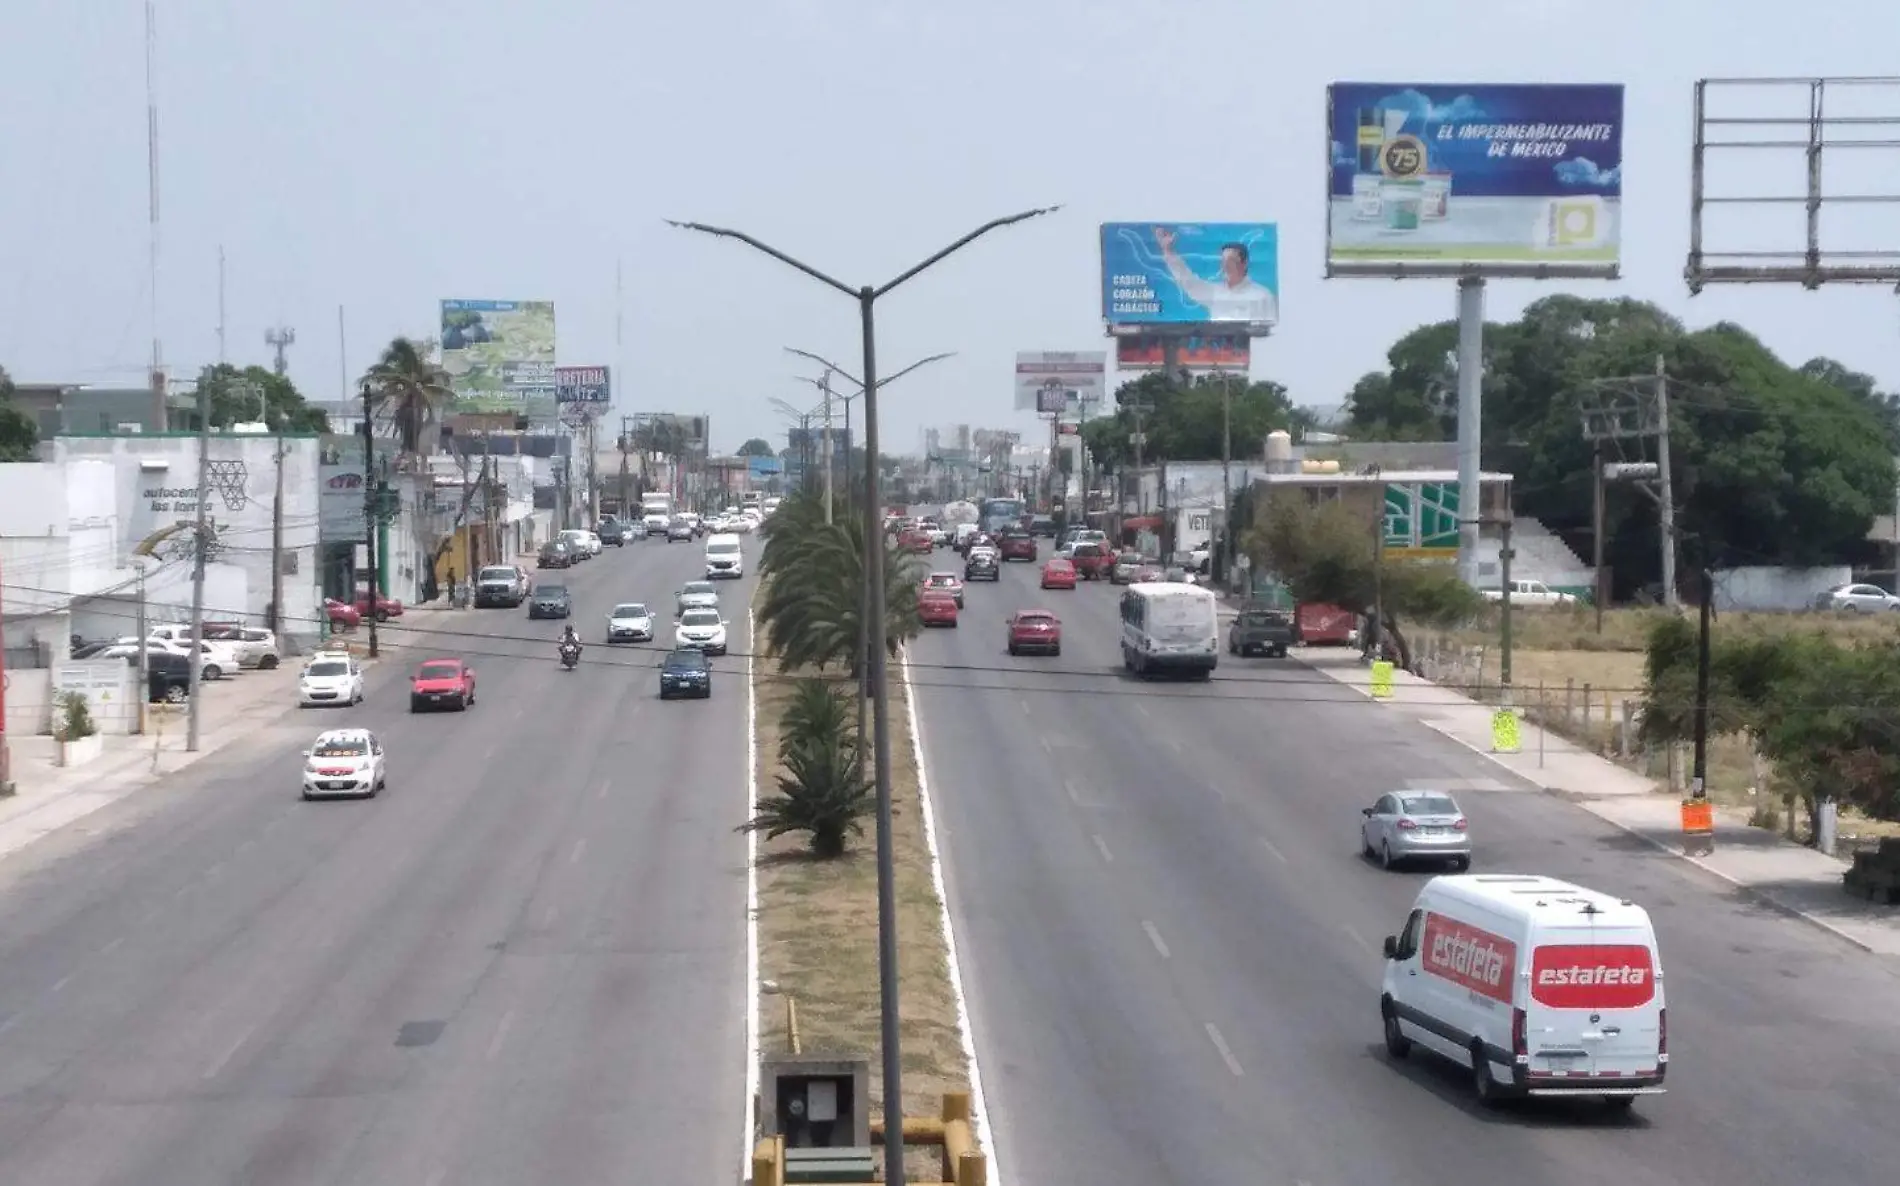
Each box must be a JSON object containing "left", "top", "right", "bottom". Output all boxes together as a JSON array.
[
  {"left": 1129, "top": 432, "right": 1147, "bottom": 445},
  {"left": 1603, "top": 462, "right": 1659, "bottom": 480}
]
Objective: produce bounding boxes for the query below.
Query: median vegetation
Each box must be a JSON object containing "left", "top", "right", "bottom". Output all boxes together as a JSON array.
[{"left": 743, "top": 492, "right": 971, "bottom": 1134}]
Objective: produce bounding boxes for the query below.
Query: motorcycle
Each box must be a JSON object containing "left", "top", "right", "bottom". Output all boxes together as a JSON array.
[{"left": 558, "top": 641, "right": 581, "bottom": 670}]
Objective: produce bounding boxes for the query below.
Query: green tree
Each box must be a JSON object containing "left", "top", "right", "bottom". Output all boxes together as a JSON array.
[
  {"left": 361, "top": 337, "right": 453, "bottom": 454},
  {"left": 1242, "top": 494, "right": 1481, "bottom": 669},
  {"left": 738, "top": 678, "right": 874, "bottom": 858},
  {"left": 736, "top": 437, "right": 776, "bottom": 457},
  {"left": 1081, "top": 371, "right": 1301, "bottom": 473},
  {"left": 193, "top": 364, "right": 328, "bottom": 432},
  {"left": 756, "top": 489, "right": 921, "bottom": 674},
  {"left": 0, "top": 366, "right": 38, "bottom": 461}
]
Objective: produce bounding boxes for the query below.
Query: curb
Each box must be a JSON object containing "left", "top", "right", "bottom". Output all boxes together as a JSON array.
[{"left": 1294, "top": 651, "right": 1884, "bottom": 956}]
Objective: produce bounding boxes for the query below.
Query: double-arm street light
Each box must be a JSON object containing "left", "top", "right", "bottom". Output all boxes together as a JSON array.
[
  {"left": 670, "top": 208, "right": 1058, "bottom": 1185},
  {"left": 785, "top": 346, "right": 958, "bottom": 514},
  {"left": 768, "top": 395, "right": 824, "bottom": 493}
]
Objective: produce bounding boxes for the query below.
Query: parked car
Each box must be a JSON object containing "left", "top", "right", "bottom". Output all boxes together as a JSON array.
[
  {"left": 143, "top": 651, "right": 193, "bottom": 702},
  {"left": 918, "top": 591, "right": 960, "bottom": 627},
  {"left": 538, "top": 541, "right": 576, "bottom": 569},
  {"left": 1227, "top": 607, "right": 1294, "bottom": 658},
  {"left": 1479, "top": 579, "right": 1578, "bottom": 607},
  {"left": 324, "top": 598, "right": 362, "bottom": 630},
  {"left": 352, "top": 589, "right": 405, "bottom": 620},
  {"left": 1111, "top": 553, "right": 1155, "bottom": 585},
  {"left": 1040, "top": 557, "right": 1077, "bottom": 590},
  {"left": 409, "top": 658, "right": 477, "bottom": 712},
  {"left": 147, "top": 625, "right": 244, "bottom": 673},
  {"left": 475, "top": 565, "right": 529, "bottom": 607},
  {"left": 597, "top": 517, "right": 627, "bottom": 546},
  {"left": 1006, "top": 609, "right": 1062, "bottom": 656},
  {"left": 1813, "top": 583, "right": 1900, "bottom": 613},
  {"left": 203, "top": 623, "right": 281, "bottom": 669}
]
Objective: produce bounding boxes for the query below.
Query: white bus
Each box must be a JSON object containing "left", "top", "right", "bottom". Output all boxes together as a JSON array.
[{"left": 1119, "top": 583, "right": 1219, "bottom": 679}]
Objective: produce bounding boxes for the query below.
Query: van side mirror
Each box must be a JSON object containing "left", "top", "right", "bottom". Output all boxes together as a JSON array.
[
  {"left": 1362, "top": 806, "right": 1375, "bottom": 817},
  {"left": 1382, "top": 935, "right": 1399, "bottom": 959},
  {"left": 301, "top": 749, "right": 312, "bottom": 758}
]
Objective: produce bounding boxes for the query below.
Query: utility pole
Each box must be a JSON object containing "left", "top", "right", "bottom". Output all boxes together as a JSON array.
[
  {"left": 270, "top": 421, "right": 285, "bottom": 633},
  {"left": 185, "top": 380, "right": 212, "bottom": 752},
  {"left": 134, "top": 561, "right": 149, "bottom": 736},
  {"left": 1221, "top": 373, "right": 1235, "bottom": 583},
  {"left": 1654, "top": 354, "right": 1679, "bottom": 609},
  {"left": 1497, "top": 516, "right": 1515, "bottom": 696},
  {"left": 216, "top": 246, "right": 226, "bottom": 363},
  {"left": 821, "top": 372, "right": 835, "bottom": 524},
  {"left": 585, "top": 415, "right": 599, "bottom": 527},
  {"left": 360, "top": 381, "right": 380, "bottom": 659},
  {"left": 266, "top": 324, "right": 295, "bottom": 377},
  {"left": 1371, "top": 496, "right": 1386, "bottom": 657},
  {"left": 1690, "top": 566, "right": 1713, "bottom": 802},
  {"left": 618, "top": 415, "right": 632, "bottom": 518}
]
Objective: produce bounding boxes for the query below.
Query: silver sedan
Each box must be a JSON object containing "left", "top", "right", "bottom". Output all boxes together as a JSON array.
[{"left": 1361, "top": 790, "right": 1471, "bottom": 870}]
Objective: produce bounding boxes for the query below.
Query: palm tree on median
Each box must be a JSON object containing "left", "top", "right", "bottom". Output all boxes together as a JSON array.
[{"left": 362, "top": 337, "right": 454, "bottom": 455}]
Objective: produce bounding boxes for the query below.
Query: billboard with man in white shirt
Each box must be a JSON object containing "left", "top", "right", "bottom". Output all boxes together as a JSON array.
[{"left": 1100, "top": 222, "right": 1280, "bottom": 330}]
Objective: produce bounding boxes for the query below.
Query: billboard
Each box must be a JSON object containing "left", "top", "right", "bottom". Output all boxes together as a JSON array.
[
  {"left": 747, "top": 456, "right": 785, "bottom": 478},
  {"left": 634, "top": 412, "right": 706, "bottom": 449},
  {"left": 439, "top": 299, "right": 557, "bottom": 411},
  {"left": 1116, "top": 333, "right": 1252, "bottom": 372},
  {"left": 554, "top": 365, "right": 611, "bottom": 404},
  {"left": 1100, "top": 223, "right": 1280, "bottom": 328},
  {"left": 1326, "top": 83, "right": 1625, "bottom": 278},
  {"left": 1014, "top": 351, "right": 1106, "bottom": 412}
]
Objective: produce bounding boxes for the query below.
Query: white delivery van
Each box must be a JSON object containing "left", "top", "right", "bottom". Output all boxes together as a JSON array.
[
  {"left": 704, "top": 532, "right": 744, "bottom": 579},
  {"left": 1118, "top": 583, "right": 1219, "bottom": 678},
  {"left": 641, "top": 492, "right": 673, "bottom": 535},
  {"left": 1379, "top": 874, "right": 1666, "bottom": 1109}
]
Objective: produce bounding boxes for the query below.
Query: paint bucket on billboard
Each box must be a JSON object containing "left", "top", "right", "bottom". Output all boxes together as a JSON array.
[
  {"left": 1421, "top": 172, "right": 1452, "bottom": 220},
  {"left": 1381, "top": 180, "right": 1425, "bottom": 231},
  {"left": 1356, "top": 108, "right": 1386, "bottom": 172},
  {"left": 1352, "top": 173, "right": 1383, "bottom": 220},
  {"left": 1541, "top": 195, "right": 1606, "bottom": 248}
]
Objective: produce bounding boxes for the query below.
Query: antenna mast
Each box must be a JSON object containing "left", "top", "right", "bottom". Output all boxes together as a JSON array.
[
  {"left": 145, "top": 0, "right": 162, "bottom": 381},
  {"left": 266, "top": 325, "right": 296, "bottom": 377}
]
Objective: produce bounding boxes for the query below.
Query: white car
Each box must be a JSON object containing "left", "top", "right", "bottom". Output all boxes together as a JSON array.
[
  {"left": 674, "top": 606, "right": 729, "bottom": 656},
  {"left": 559, "top": 528, "right": 601, "bottom": 558},
  {"left": 301, "top": 728, "right": 386, "bottom": 799},
  {"left": 98, "top": 639, "right": 224, "bottom": 682},
  {"left": 606, "top": 602, "right": 655, "bottom": 644},
  {"left": 298, "top": 653, "right": 365, "bottom": 707},
  {"left": 677, "top": 580, "right": 720, "bottom": 613},
  {"left": 1479, "top": 579, "right": 1578, "bottom": 607},
  {"left": 144, "top": 627, "right": 242, "bottom": 675}
]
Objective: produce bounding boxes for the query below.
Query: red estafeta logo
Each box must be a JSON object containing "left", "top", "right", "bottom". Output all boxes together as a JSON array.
[
  {"left": 328, "top": 473, "right": 363, "bottom": 490},
  {"left": 1530, "top": 945, "right": 1656, "bottom": 1009},
  {"left": 1422, "top": 913, "right": 1516, "bottom": 1004}
]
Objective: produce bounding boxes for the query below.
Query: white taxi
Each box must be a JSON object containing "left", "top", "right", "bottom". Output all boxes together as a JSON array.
[
  {"left": 298, "top": 651, "right": 364, "bottom": 707},
  {"left": 301, "top": 728, "right": 386, "bottom": 799}
]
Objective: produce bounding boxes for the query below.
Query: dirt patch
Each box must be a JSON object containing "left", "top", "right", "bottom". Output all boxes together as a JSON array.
[
  {"left": 1416, "top": 607, "right": 1900, "bottom": 842},
  {"left": 749, "top": 602, "right": 969, "bottom": 1157}
]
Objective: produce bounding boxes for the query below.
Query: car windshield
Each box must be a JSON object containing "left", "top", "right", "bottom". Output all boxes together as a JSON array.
[
  {"left": 665, "top": 650, "right": 708, "bottom": 670},
  {"left": 479, "top": 567, "right": 514, "bottom": 581},
  {"left": 683, "top": 583, "right": 715, "bottom": 596},
  {"left": 1074, "top": 545, "right": 1103, "bottom": 557},
  {"left": 537, "top": 585, "right": 568, "bottom": 596},
  {"left": 417, "top": 663, "right": 460, "bottom": 680},
  {"left": 306, "top": 661, "right": 349, "bottom": 677},
  {"left": 614, "top": 604, "right": 648, "bottom": 618},
  {"left": 708, "top": 541, "right": 739, "bottom": 554},
  {"left": 1401, "top": 795, "right": 1460, "bottom": 815},
  {"left": 1018, "top": 613, "right": 1056, "bottom": 625},
  {"left": 1238, "top": 611, "right": 1284, "bottom": 626},
  {"left": 681, "top": 609, "right": 721, "bottom": 627},
  {"left": 312, "top": 737, "right": 368, "bottom": 757},
  {"left": 928, "top": 575, "right": 957, "bottom": 585}
]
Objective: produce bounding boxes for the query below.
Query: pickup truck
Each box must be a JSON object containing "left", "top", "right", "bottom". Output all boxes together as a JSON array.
[
  {"left": 1480, "top": 579, "right": 1578, "bottom": 607},
  {"left": 1227, "top": 607, "right": 1294, "bottom": 658}
]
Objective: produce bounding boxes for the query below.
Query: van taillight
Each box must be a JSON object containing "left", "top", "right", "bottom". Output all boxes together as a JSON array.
[
  {"left": 1657, "top": 1007, "right": 1667, "bottom": 1056},
  {"left": 1511, "top": 1008, "right": 1527, "bottom": 1059}
]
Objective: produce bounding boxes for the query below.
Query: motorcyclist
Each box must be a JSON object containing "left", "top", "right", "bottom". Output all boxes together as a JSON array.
[{"left": 559, "top": 623, "right": 581, "bottom": 660}]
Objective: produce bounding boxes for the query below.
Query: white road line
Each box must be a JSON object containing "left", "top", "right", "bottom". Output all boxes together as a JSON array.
[
  {"left": 486, "top": 1009, "right": 515, "bottom": 1061},
  {"left": 569, "top": 839, "right": 587, "bottom": 865},
  {"left": 1141, "top": 921, "right": 1170, "bottom": 959},
  {"left": 0, "top": 1013, "right": 20, "bottom": 1036},
  {"left": 597, "top": 779, "right": 610, "bottom": 800},
  {"left": 50, "top": 975, "right": 72, "bottom": 994},
  {"left": 1340, "top": 923, "right": 1375, "bottom": 955},
  {"left": 1038, "top": 735, "right": 1052, "bottom": 754},
  {"left": 541, "top": 906, "right": 558, "bottom": 929},
  {"left": 1205, "top": 1023, "right": 1244, "bottom": 1077},
  {"left": 1090, "top": 834, "right": 1113, "bottom": 863},
  {"left": 1258, "top": 835, "right": 1288, "bottom": 863},
  {"left": 204, "top": 1025, "right": 255, "bottom": 1080},
  {"left": 100, "top": 936, "right": 125, "bottom": 955},
  {"left": 1064, "top": 779, "right": 1083, "bottom": 805},
  {"left": 1018, "top": 696, "right": 1032, "bottom": 714},
  {"left": 1136, "top": 703, "right": 1152, "bottom": 718},
  {"left": 205, "top": 863, "right": 224, "bottom": 880},
  {"left": 741, "top": 608, "right": 763, "bottom": 1179}
]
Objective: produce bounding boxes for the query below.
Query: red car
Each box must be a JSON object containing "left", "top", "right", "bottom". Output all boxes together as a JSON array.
[
  {"left": 918, "top": 591, "right": 960, "bottom": 627},
  {"left": 1068, "top": 542, "right": 1114, "bottom": 581},
  {"left": 324, "top": 598, "right": 362, "bottom": 629},
  {"left": 409, "top": 658, "right": 477, "bottom": 711},
  {"left": 1006, "top": 609, "right": 1062, "bottom": 656},
  {"left": 353, "top": 589, "right": 405, "bottom": 621},
  {"left": 900, "top": 528, "right": 934, "bottom": 554},
  {"left": 998, "top": 531, "right": 1037, "bottom": 562},
  {"left": 921, "top": 571, "right": 965, "bottom": 607},
  {"left": 1040, "top": 557, "right": 1076, "bottom": 590}
]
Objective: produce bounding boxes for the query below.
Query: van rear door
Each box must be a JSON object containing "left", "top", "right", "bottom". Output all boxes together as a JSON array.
[{"left": 1527, "top": 924, "right": 1664, "bottom": 1087}]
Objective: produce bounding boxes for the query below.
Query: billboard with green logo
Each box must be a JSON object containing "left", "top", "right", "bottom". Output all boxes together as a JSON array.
[{"left": 439, "top": 299, "right": 557, "bottom": 414}]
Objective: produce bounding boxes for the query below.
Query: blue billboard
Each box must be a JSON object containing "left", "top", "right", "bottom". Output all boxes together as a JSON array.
[
  {"left": 747, "top": 456, "right": 784, "bottom": 478},
  {"left": 1100, "top": 223, "right": 1280, "bottom": 328},
  {"left": 1325, "top": 82, "right": 1624, "bottom": 278}
]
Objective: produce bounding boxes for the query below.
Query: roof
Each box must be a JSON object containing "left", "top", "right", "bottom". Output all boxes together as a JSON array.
[
  {"left": 1428, "top": 874, "right": 1653, "bottom": 928},
  {"left": 1125, "top": 581, "right": 1217, "bottom": 599},
  {"left": 1254, "top": 469, "right": 1513, "bottom": 485},
  {"left": 312, "top": 728, "right": 374, "bottom": 742}
]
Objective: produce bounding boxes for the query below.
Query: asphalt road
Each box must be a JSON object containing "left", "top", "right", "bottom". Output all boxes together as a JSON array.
[
  {"left": 0, "top": 534, "right": 751, "bottom": 1185},
  {"left": 907, "top": 551, "right": 1900, "bottom": 1186}
]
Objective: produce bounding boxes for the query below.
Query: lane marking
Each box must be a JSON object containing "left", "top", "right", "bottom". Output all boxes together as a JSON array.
[
  {"left": 204, "top": 1024, "right": 255, "bottom": 1079},
  {"left": 569, "top": 839, "right": 587, "bottom": 865},
  {"left": 1258, "top": 835, "right": 1288, "bottom": 864},
  {"left": 0, "top": 1013, "right": 20, "bottom": 1036},
  {"left": 1340, "top": 924, "right": 1375, "bottom": 955},
  {"left": 100, "top": 936, "right": 125, "bottom": 955},
  {"left": 1205, "top": 1023, "right": 1245, "bottom": 1077},
  {"left": 50, "top": 975, "right": 72, "bottom": 994},
  {"left": 486, "top": 1009, "right": 515, "bottom": 1061},
  {"left": 1063, "top": 779, "right": 1083, "bottom": 805},
  {"left": 1038, "top": 736, "right": 1052, "bottom": 754},
  {"left": 205, "top": 863, "right": 225, "bottom": 880},
  {"left": 597, "top": 779, "right": 610, "bottom": 800},
  {"left": 1018, "top": 696, "right": 1032, "bottom": 714},
  {"left": 1141, "top": 921, "right": 1170, "bottom": 959},
  {"left": 741, "top": 607, "right": 763, "bottom": 1178},
  {"left": 1135, "top": 703, "right": 1151, "bottom": 719},
  {"left": 1090, "top": 834, "right": 1113, "bottom": 863},
  {"left": 541, "top": 906, "right": 558, "bottom": 929}
]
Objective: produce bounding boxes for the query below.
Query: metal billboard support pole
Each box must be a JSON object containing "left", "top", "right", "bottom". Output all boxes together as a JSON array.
[
  {"left": 184, "top": 381, "right": 212, "bottom": 752},
  {"left": 1455, "top": 276, "right": 1486, "bottom": 589}
]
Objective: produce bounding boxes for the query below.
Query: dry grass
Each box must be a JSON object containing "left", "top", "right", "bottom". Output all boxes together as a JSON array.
[
  {"left": 1413, "top": 606, "right": 1900, "bottom": 843},
  {"left": 750, "top": 607, "right": 969, "bottom": 1171}
]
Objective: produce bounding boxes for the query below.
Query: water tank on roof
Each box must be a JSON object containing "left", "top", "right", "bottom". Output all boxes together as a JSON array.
[{"left": 1264, "top": 430, "right": 1294, "bottom": 473}]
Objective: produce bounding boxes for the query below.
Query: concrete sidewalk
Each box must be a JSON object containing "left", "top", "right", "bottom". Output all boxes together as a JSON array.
[
  {"left": 0, "top": 666, "right": 304, "bottom": 863},
  {"left": 1296, "top": 647, "right": 1900, "bottom": 956}
]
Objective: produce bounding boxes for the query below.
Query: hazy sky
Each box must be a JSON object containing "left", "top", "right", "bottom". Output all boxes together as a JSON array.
[{"left": 3, "top": 0, "right": 1897, "bottom": 454}]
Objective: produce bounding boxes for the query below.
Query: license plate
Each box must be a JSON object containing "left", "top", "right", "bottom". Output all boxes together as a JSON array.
[
  {"left": 429, "top": 693, "right": 442, "bottom": 700},
  {"left": 1422, "top": 826, "right": 1444, "bottom": 835}
]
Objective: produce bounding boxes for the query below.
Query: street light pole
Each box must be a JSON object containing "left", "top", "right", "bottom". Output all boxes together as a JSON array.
[{"left": 676, "top": 208, "right": 1057, "bottom": 1185}]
